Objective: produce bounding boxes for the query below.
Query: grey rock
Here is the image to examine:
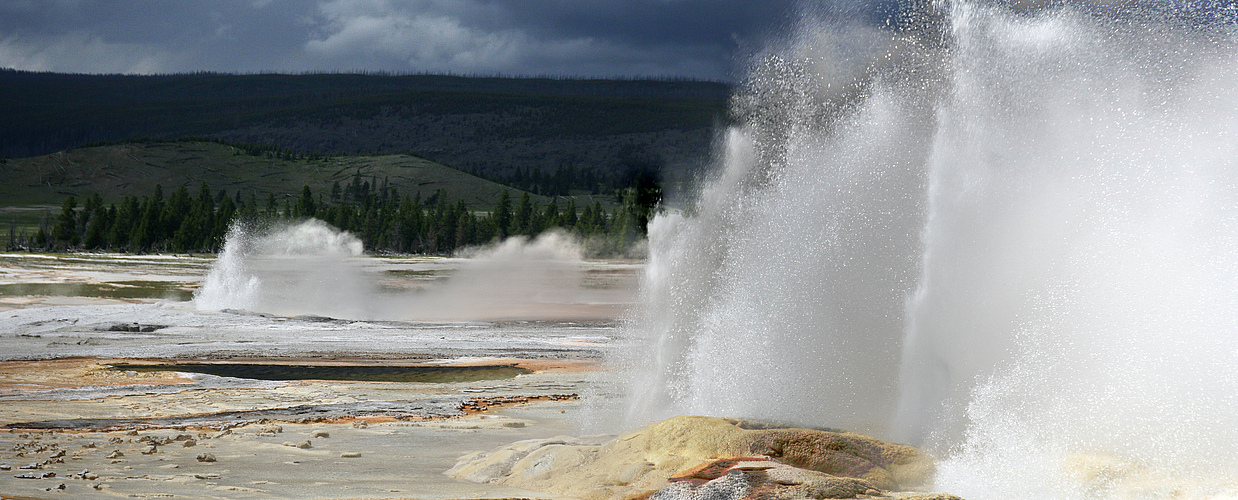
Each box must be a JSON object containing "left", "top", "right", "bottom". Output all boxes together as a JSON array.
[
  {"left": 14, "top": 471, "right": 56, "bottom": 479},
  {"left": 652, "top": 470, "right": 751, "bottom": 500}
]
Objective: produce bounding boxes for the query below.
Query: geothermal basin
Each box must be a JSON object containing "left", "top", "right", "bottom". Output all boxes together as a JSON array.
[{"left": 0, "top": 240, "right": 637, "bottom": 499}]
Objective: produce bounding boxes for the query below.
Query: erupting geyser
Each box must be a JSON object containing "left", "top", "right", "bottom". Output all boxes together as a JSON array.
[
  {"left": 617, "top": 1, "right": 1238, "bottom": 498},
  {"left": 194, "top": 220, "right": 602, "bottom": 321},
  {"left": 194, "top": 219, "right": 369, "bottom": 318}
]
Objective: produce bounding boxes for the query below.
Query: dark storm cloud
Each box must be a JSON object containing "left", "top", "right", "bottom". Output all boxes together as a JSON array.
[
  {"left": 0, "top": 0, "right": 855, "bottom": 80},
  {"left": 2, "top": 1, "right": 1228, "bottom": 78},
  {"left": 297, "top": 0, "right": 811, "bottom": 80},
  {"left": 0, "top": 0, "right": 319, "bottom": 73}
]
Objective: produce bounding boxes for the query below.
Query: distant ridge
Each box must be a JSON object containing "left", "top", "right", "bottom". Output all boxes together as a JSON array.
[{"left": 0, "top": 70, "right": 731, "bottom": 183}]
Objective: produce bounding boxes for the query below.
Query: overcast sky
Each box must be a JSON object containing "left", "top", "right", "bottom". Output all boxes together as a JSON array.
[
  {"left": 0, "top": 0, "right": 901, "bottom": 81},
  {"left": 3, "top": 1, "right": 1233, "bottom": 81}
]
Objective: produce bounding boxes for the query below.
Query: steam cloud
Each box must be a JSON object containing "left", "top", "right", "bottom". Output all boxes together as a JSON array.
[{"left": 195, "top": 220, "right": 610, "bottom": 322}]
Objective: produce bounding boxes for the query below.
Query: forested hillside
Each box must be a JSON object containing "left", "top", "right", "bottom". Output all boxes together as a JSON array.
[{"left": 0, "top": 70, "right": 730, "bottom": 185}]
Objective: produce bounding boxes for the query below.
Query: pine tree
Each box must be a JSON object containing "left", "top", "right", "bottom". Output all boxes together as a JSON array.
[
  {"left": 131, "top": 185, "right": 165, "bottom": 252},
  {"left": 542, "top": 198, "right": 560, "bottom": 230},
  {"left": 193, "top": 183, "right": 217, "bottom": 249},
  {"left": 493, "top": 190, "right": 512, "bottom": 239},
  {"left": 165, "top": 185, "right": 192, "bottom": 243},
  {"left": 295, "top": 185, "right": 316, "bottom": 218},
  {"left": 111, "top": 196, "right": 139, "bottom": 250},
  {"left": 52, "top": 196, "right": 78, "bottom": 248},
  {"left": 82, "top": 199, "right": 109, "bottom": 250},
  {"left": 514, "top": 192, "right": 532, "bottom": 236},
  {"left": 562, "top": 198, "right": 578, "bottom": 229},
  {"left": 79, "top": 193, "right": 103, "bottom": 245}
]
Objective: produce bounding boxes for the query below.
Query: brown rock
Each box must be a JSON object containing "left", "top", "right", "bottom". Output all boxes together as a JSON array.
[
  {"left": 741, "top": 427, "right": 925, "bottom": 490},
  {"left": 659, "top": 458, "right": 876, "bottom": 500},
  {"left": 447, "top": 416, "right": 939, "bottom": 500},
  {"left": 616, "top": 416, "right": 934, "bottom": 491}
]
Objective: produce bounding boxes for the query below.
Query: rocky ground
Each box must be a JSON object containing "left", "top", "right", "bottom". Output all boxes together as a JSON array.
[
  {"left": 0, "top": 356, "right": 597, "bottom": 500},
  {"left": 0, "top": 252, "right": 626, "bottom": 499}
]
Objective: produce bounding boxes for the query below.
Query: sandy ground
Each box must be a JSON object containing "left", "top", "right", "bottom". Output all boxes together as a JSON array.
[
  {"left": 0, "top": 252, "right": 635, "bottom": 500},
  {"left": 0, "top": 358, "right": 594, "bottom": 500}
]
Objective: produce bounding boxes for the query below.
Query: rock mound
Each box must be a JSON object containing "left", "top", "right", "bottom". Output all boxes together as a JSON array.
[{"left": 445, "top": 415, "right": 953, "bottom": 500}]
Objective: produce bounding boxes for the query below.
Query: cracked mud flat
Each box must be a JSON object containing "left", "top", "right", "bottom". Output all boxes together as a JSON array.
[{"left": 0, "top": 252, "right": 635, "bottom": 499}]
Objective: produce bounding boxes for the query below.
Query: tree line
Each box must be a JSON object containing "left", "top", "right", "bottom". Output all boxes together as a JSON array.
[{"left": 11, "top": 181, "right": 659, "bottom": 257}]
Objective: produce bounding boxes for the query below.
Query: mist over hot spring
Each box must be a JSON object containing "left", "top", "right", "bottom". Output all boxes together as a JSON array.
[{"left": 194, "top": 219, "right": 621, "bottom": 322}]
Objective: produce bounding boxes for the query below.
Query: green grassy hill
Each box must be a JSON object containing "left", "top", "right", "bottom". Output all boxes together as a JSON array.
[{"left": 0, "top": 140, "right": 567, "bottom": 209}]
